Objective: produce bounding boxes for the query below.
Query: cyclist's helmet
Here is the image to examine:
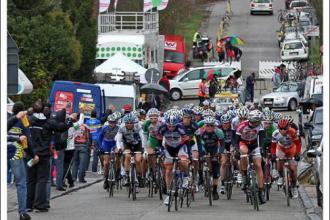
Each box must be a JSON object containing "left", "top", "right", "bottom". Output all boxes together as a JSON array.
[
  {"left": 273, "top": 112, "right": 283, "bottom": 122},
  {"left": 237, "top": 107, "right": 249, "bottom": 119},
  {"left": 183, "top": 103, "right": 194, "bottom": 109},
  {"left": 131, "top": 110, "right": 139, "bottom": 117},
  {"left": 193, "top": 106, "right": 204, "bottom": 115},
  {"left": 113, "top": 111, "right": 122, "bottom": 120},
  {"left": 165, "top": 114, "right": 180, "bottom": 126},
  {"left": 107, "top": 113, "right": 117, "bottom": 122},
  {"left": 172, "top": 105, "right": 180, "bottom": 110},
  {"left": 123, "top": 113, "right": 137, "bottom": 124},
  {"left": 182, "top": 108, "right": 193, "bottom": 117},
  {"left": 204, "top": 116, "right": 216, "bottom": 125},
  {"left": 263, "top": 113, "right": 274, "bottom": 121},
  {"left": 283, "top": 115, "right": 294, "bottom": 124},
  {"left": 202, "top": 109, "right": 215, "bottom": 117},
  {"left": 147, "top": 108, "right": 160, "bottom": 118},
  {"left": 248, "top": 110, "right": 264, "bottom": 123},
  {"left": 138, "top": 109, "right": 146, "bottom": 116},
  {"left": 221, "top": 114, "right": 231, "bottom": 124},
  {"left": 278, "top": 119, "right": 289, "bottom": 129},
  {"left": 215, "top": 110, "right": 224, "bottom": 121}
]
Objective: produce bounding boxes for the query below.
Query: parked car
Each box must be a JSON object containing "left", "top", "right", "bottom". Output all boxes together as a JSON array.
[
  {"left": 169, "top": 65, "right": 242, "bottom": 101},
  {"left": 250, "top": 0, "right": 273, "bottom": 15},
  {"left": 280, "top": 39, "right": 308, "bottom": 61},
  {"left": 289, "top": 0, "right": 309, "bottom": 10},
  {"left": 260, "top": 81, "right": 305, "bottom": 110},
  {"left": 304, "top": 106, "right": 323, "bottom": 147},
  {"left": 280, "top": 32, "right": 308, "bottom": 48},
  {"left": 277, "top": 25, "right": 304, "bottom": 47},
  {"left": 307, "top": 137, "right": 323, "bottom": 208}
]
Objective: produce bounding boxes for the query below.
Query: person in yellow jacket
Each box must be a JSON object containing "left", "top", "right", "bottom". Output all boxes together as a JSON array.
[{"left": 198, "top": 78, "right": 208, "bottom": 106}]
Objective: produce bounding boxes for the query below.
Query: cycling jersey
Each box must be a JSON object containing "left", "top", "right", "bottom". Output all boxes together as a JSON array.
[
  {"left": 143, "top": 119, "right": 162, "bottom": 149},
  {"left": 264, "top": 123, "right": 276, "bottom": 147},
  {"left": 231, "top": 116, "right": 241, "bottom": 131},
  {"left": 99, "top": 125, "right": 119, "bottom": 153},
  {"left": 85, "top": 117, "right": 101, "bottom": 142},
  {"left": 236, "top": 121, "right": 264, "bottom": 143},
  {"left": 158, "top": 124, "right": 187, "bottom": 149},
  {"left": 199, "top": 128, "right": 224, "bottom": 154},
  {"left": 271, "top": 128, "right": 301, "bottom": 157},
  {"left": 116, "top": 123, "right": 145, "bottom": 151}
]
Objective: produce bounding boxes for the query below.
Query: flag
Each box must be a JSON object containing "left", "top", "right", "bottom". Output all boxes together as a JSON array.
[
  {"left": 99, "top": 0, "right": 111, "bottom": 13},
  {"left": 144, "top": 0, "right": 153, "bottom": 12},
  {"left": 114, "top": 0, "right": 119, "bottom": 10},
  {"left": 157, "top": 0, "right": 169, "bottom": 10}
]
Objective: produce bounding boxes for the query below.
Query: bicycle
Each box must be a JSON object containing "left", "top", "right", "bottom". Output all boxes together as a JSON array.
[
  {"left": 179, "top": 159, "right": 195, "bottom": 208},
  {"left": 244, "top": 154, "right": 259, "bottom": 211},
  {"left": 168, "top": 157, "right": 182, "bottom": 212},
  {"left": 223, "top": 151, "right": 234, "bottom": 200},
  {"left": 127, "top": 152, "right": 138, "bottom": 201},
  {"left": 107, "top": 150, "right": 117, "bottom": 197},
  {"left": 147, "top": 148, "right": 165, "bottom": 200},
  {"left": 262, "top": 147, "right": 273, "bottom": 201},
  {"left": 280, "top": 157, "right": 295, "bottom": 206},
  {"left": 202, "top": 154, "right": 214, "bottom": 206}
]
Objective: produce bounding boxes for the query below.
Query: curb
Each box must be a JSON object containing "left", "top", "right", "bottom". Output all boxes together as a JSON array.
[
  {"left": 298, "top": 186, "right": 322, "bottom": 220},
  {"left": 7, "top": 178, "right": 103, "bottom": 213}
]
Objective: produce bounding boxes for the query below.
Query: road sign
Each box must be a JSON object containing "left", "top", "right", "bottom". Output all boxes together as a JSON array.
[
  {"left": 7, "top": 32, "right": 19, "bottom": 95},
  {"left": 145, "top": 68, "right": 161, "bottom": 83},
  {"left": 305, "top": 26, "right": 320, "bottom": 37}
]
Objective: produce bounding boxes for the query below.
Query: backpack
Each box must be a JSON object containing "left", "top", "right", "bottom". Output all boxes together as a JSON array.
[{"left": 74, "top": 124, "right": 88, "bottom": 145}]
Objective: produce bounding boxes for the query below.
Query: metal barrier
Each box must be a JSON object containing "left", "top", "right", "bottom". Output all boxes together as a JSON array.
[{"left": 98, "top": 12, "right": 159, "bottom": 34}]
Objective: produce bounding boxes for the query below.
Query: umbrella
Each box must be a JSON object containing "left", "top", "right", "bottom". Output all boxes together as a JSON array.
[
  {"left": 299, "top": 97, "right": 323, "bottom": 113},
  {"left": 140, "top": 83, "right": 168, "bottom": 94},
  {"left": 222, "top": 34, "right": 245, "bottom": 45}
]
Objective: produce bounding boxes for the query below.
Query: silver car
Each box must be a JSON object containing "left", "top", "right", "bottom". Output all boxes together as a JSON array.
[{"left": 260, "top": 81, "right": 305, "bottom": 111}]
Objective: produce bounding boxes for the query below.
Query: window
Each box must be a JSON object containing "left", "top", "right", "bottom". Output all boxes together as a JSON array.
[
  {"left": 219, "top": 67, "right": 235, "bottom": 77},
  {"left": 187, "top": 70, "right": 201, "bottom": 80},
  {"left": 254, "top": 0, "right": 270, "bottom": 3},
  {"left": 313, "top": 109, "right": 323, "bottom": 124},
  {"left": 104, "top": 97, "right": 134, "bottom": 112},
  {"left": 284, "top": 42, "right": 303, "bottom": 50},
  {"left": 289, "top": 84, "right": 299, "bottom": 92},
  {"left": 164, "top": 51, "right": 185, "bottom": 64}
]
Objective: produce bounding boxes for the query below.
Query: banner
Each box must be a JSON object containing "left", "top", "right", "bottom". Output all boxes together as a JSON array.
[
  {"left": 157, "top": 0, "right": 169, "bottom": 10},
  {"left": 99, "top": 0, "right": 111, "bottom": 13},
  {"left": 114, "top": 0, "right": 119, "bottom": 10}
]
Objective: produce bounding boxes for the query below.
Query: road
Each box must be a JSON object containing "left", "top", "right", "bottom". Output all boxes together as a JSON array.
[{"left": 8, "top": 1, "right": 309, "bottom": 220}]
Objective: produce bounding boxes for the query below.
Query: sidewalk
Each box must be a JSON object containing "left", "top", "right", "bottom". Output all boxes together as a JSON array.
[
  {"left": 7, "top": 171, "right": 103, "bottom": 213},
  {"left": 299, "top": 184, "right": 323, "bottom": 220}
]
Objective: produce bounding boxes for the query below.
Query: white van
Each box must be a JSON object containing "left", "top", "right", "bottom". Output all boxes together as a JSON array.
[
  {"left": 303, "top": 75, "right": 323, "bottom": 99},
  {"left": 96, "top": 83, "right": 139, "bottom": 112}
]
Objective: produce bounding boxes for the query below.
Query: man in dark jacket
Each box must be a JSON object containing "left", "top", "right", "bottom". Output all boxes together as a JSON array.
[
  {"left": 27, "top": 101, "right": 71, "bottom": 212},
  {"left": 246, "top": 72, "right": 255, "bottom": 102}
]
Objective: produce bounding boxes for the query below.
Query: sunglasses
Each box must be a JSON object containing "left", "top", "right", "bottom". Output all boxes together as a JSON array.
[
  {"left": 126, "top": 122, "right": 134, "bottom": 125},
  {"left": 206, "top": 124, "right": 215, "bottom": 127},
  {"left": 279, "top": 127, "right": 289, "bottom": 131},
  {"left": 167, "top": 125, "right": 176, "bottom": 128}
]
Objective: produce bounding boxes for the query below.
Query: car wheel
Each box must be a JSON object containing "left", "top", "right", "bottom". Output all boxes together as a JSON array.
[
  {"left": 250, "top": 11, "right": 253, "bottom": 15},
  {"left": 170, "top": 89, "right": 182, "bottom": 101},
  {"left": 288, "top": 99, "right": 297, "bottom": 111}
]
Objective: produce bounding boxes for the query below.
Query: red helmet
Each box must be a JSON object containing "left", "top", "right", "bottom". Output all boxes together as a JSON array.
[
  {"left": 278, "top": 119, "right": 289, "bottom": 129},
  {"left": 123, "top": 104, "right": 132, "bottom": 112}
]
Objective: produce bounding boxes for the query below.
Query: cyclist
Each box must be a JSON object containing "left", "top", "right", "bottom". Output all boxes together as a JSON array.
[
  {"left": 181, "top": 108, "right": 200, "bottom": 191},
  {"left": 99, "top": 113, "right": 120, "bottom": 190},
  {"left": 234, "top": 110, "right": 266, "bottom": 204},
  {"left": 116, "top": 113, "right": 146, "bottom": 188},
  {"left": 193, "top": 105, "right": 205, "bottom": 186},
  {"left": 199, "top": 116, "right": 224, "bottom": 200},
  {"left": 218, "top": 113, "right": 234, "bottom": 194},
  {"left": 158, "top": 113, "right": 189, "bottom": 205},
  {"left": 231, "top": 107, "right": 249, "bottom": 184},
  {"left": 143, "top": 108, "right": 162, "bottom": 181},
  {"left": 271, "top": 119, "right": 301, "bottom": 198}
]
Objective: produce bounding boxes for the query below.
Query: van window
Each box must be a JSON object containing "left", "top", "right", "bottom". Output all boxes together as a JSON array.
[
  {"left": 54, "top": 91, "right": 74, "bottom": 114},
  {"left": 284, "top": 42, "right": 303, "bottom": 50},
  {"left": 104, "top": 97, "right": 134, "bottom": 111},
  {"left": 187, "top": 70, "right": 201, "bottom": 81},
  {"left": 254, "top": 0, "right": 270, "bottom": 3},
  {"left": 164, "top": 51, "right": 185, "bottom": 64},
  {"left": 78, "top": 94, "right": 96, "bottom": 117}
]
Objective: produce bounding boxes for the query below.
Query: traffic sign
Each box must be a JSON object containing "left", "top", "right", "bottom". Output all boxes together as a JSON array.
[
  {"left": 305, "top": 26, "right": 320, "bottom": 37},
  {"left": 144, "top": 68, "right": 161, "bottom": 83}
]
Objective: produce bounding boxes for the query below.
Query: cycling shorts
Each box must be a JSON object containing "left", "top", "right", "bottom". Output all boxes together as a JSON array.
[
  {"left": 186, "top": 142, "right": 198, "bottom": 157},
  {"left": 239, "top": 141, "right": 261, "bottom": 158},
  {"left": 124, "top": 142, "right": 142, "bottom": 153},
  {"left": 101, "top": 140, "right": 116, "bottom": 154},
  {"left": 219, "top": 142, "right": 231, "bottom": 154},
  {"left": 276, "top": 144, "right": 297, "bottom": 165},
  {"left": 164, "top": 145, "right": 188, "bottom": 164}
]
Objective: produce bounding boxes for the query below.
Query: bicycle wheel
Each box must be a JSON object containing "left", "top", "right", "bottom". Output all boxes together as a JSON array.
[
  {"left": 226, "top": 162, "right": 233, "bottom": 200},
  {"left": 284, "top": 167, "right": 290, "bottom": 206},
  {"left": 207, "top": 173, "right": 212, "bottom": 206},
  {"left": 180, "top": 188, "right": 185, "bottom": 208},
  {"left": 251, "top": 173, "right": 259, "bottom": 211},
  {"left": 148, "top": 172, "right": 154, "bottom": 198},
  {"left": 157, "top": 165, "right": 164, "bottom": 200},
  {"left": 131, "top": 165, "right": 137, "bottom": 201},
  {"left": 109, "top": 163, "right": 115, "bottom": 197},
  {"left": 264, "top": 162, "right": 271, "bottom": 201},
  {"left": 186, "top": 187, "right": 192, "bottom": 207},
  {"left": 175, "top": 187, "right": 179, "bottom": 211}
]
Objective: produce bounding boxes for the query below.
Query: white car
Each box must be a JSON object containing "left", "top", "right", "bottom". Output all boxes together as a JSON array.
[
  {"left": 280, "top": 32, "right": 308, "bottom": 48},
  {"left": 289, "top": 0, "right": 309, "bottom": 10},
  {"left": 281, "top": 39, "right": 308, "bottom": 61},
  {"left": 169, "top": 65, "right": 242, "bottom": 100},
  {"left": 250, "top": 0, "right": 273, "bottom": 15}
]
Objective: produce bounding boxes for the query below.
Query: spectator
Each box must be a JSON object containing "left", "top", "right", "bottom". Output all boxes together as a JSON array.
[
  {"left": 246, "top": 72, "right": 256, "bottom": 102},
  {"left": 85, "top": 110, "right": 102, "bottom": 173},
  {"left": 216, "top": 39, "right": 225, "bottom": 62},
  {"left": 209, "top": 75, "right": 218, "bottom": 98},
  {"left": 72, "top": 113, "right": 90, "bottom": 183},
  {"left": 27, "top": 101, "right": 71, "bottom": 212},
  {"left": 231, "top": 45, "right": 243, "bottom": 61},
  {"left": 54, "top": 109, "right": 69, "bottom": 191},
  {"left": 158, "top": 74, "right": 170, "bottom": 92},
  {"left": 63, "top": 113, "right": 79, "bottom": 188},
  {"left": 272, "top": 70, "right": 282, "bottom": 91},
  {"left": 198, "top": 78, "right": 208, "bottom": 106},
  {"left": 7, "top": 101, "right": 32, "bottom": 220}
]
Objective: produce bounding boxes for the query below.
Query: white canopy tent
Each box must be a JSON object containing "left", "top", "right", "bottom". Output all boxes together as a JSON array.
[
  {"left": 17, "top": 68, "right": 33, "bottom": 94},
  {"left": 94, "top": 52, "right": 147, "bottom": 84}
]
